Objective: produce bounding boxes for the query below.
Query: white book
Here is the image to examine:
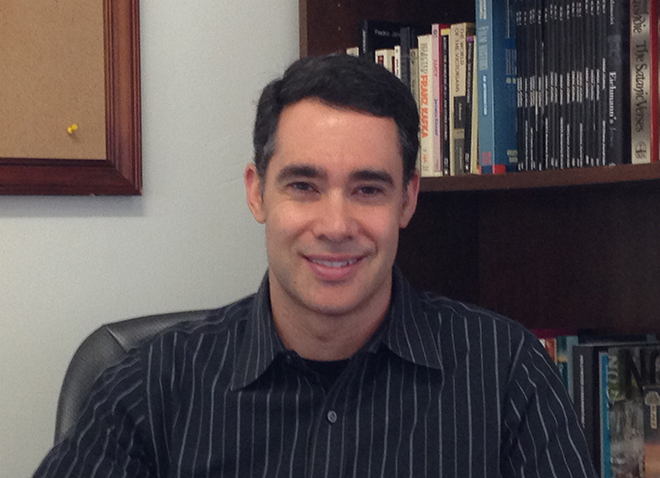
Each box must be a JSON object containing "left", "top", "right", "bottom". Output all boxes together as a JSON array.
[{"left": 417, "top": 34, "right": 435, "bottom": 177}]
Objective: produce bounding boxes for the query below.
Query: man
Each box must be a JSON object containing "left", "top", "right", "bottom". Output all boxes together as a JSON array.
[{"left": 35, "top": 55, "right": 596, "bottom": 477}]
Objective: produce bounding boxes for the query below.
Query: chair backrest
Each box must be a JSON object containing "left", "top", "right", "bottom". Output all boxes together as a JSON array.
[{"left": 54, "top": 309, "right": 210, "bottom": 444}]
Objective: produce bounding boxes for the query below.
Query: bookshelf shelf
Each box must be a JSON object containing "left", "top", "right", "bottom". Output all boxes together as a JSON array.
[
  {"left": 299, "top": 0, "right": 660, "bottom": 334},
  {"left": 420, "top": 163, "right": 660, "bottom": 192}
]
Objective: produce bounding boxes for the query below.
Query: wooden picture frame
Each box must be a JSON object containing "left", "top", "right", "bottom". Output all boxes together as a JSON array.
[{"left": 0, "top": 0, "right": 141, "bottom": 195}]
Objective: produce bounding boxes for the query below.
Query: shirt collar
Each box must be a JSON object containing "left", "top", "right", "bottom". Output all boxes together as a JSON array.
[
  {"left": 230, "top": 266, "right": 443, "bottom": 391},
  {"left": 230, "top": 273, "right": 287, "bottom": 391}
]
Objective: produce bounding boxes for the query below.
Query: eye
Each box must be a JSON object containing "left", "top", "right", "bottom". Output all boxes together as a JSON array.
[
  {"left": 288, "top": 181, "right": 318, "bottom": 194},
  {"left": 356, "top": 185, "right": 384, "bottom": 196}
]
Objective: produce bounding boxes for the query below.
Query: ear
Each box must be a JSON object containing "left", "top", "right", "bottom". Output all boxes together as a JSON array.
[
  {"left": 244, "top": 164, "right": 266, "bottom": 224},
  {"left": 399, "top": 172, "right": 420, "bottom": 229}
]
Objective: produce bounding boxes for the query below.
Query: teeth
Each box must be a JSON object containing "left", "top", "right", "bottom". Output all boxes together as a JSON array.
[{"left": 311, "top": 258, "right": 358, "bottom": 268}]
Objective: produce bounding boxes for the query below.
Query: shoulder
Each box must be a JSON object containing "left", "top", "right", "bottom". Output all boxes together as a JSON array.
[
  {"left": 419, "top": 291, "right": 532, "bottom": 341},
  {"left": 415, "top": 291, "right": 546, "bottom": 373},
  {"left": 148, "top": 293, "right": 256, "bottom": 346}
]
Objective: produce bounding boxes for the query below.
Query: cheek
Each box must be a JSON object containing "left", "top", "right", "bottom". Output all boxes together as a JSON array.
[
  {"left": 265, "top": 205, "right": 312, "bottom": 245},
  {"left": 359, "top": 210, "right": 401, "bottom": 246}
]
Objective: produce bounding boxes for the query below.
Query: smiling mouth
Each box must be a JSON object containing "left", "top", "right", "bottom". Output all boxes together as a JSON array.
[{"left": 307, "top": 257, "right": 361, "bottom": 268}]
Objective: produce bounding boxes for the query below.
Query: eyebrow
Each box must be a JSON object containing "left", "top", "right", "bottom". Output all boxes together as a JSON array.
[
  {"left": 349, "top": 169, "right": 395, "bottom": 187},
  {"left": 275, "top": 164, "right": 395, "bottom": 187},
  {"left": 275, "top": 165, "right": 326, "bottom": 183}
]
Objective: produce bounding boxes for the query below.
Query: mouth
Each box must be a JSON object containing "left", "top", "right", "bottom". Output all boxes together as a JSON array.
[
  {"left": 307, "top": 257, "right": 360, "bottom": 268},
  {"left": 304, "top": 255, "right": 364, "bottom": 281}
]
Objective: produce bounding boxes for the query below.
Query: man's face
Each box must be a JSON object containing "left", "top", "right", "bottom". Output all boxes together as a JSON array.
[{"left": 245, "top": 99, "right": 419, "bottom": 320}]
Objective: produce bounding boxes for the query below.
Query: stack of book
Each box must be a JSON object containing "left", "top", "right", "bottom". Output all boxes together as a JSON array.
[
  {"left": 350, "top": 0, "right": 659, "bottom": 177},
  {"left": 532, "top": 329, "right": 660, "bottom": 478},
  {"left": 512, "top": 0, "right": 658, "bottom": 171},
  {"left": 349, "top": 19, "right": 480, "bottom": 178}
]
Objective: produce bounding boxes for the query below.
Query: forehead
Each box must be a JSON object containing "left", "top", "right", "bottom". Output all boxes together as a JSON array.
[{"left": 267, "top": 99, "right": 403, "bottom": 181}]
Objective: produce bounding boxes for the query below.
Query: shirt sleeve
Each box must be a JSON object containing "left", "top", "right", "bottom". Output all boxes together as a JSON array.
[
  {"left": 33, "top": 351, "right": 156, "bottom": 478},
  {"left": 500, "top": 334, "right": 597, "bottom": 478}
]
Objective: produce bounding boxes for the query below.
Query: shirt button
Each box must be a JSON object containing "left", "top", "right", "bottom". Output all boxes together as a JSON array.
[{"left": 327, "top": 410, "right": 338, "bottom": 424}]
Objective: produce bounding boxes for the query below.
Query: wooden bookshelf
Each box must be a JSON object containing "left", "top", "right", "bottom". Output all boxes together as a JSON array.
[
  {"left": 299, "top": 0, "right": 660, "bottom": 334},
  {"left": 420, "top": 163, "right": 660, "bottom": 192}
]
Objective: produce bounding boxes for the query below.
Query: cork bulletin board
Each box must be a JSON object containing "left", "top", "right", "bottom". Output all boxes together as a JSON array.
[{"left": 0, "top": 0, "right": 141, "bottom": 195}]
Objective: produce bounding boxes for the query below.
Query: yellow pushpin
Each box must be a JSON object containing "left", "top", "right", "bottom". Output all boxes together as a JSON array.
[{"left": 67, "top": 124, "right": 78, "bottom": 135}]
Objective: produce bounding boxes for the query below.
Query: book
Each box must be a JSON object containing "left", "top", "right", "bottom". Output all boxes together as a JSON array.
[
  {"left": 359, "top": 20, "right": 430, "bottom": 62},
  {"left": 359, "top": 20, "right": 409, "bottom": 61},
  {"left": 600, "top": 351, "right": 612, "bottom": 478},
  {"left": 432, "top": 24, "right": 442, "bottom": 175},
  {"left": 573, "top": 341, "right": 660, "bottom": 474},
  {"left": 418, "top": 34, "right": 435, "bottom": 177},
  {"left": 630, "top": 0, "right": 659, "bottom": 164},
  {"left": 464, "top": 34, "right": 476, "bottom": 174},
  {"left": 469, "top": 35, "right": 480, "bottom": 174},
  {"left": 375, "top": 48, "right": 396, "bottom": 73},
  {"left": 607, "top": 346, "right": 657, "bottom": 478},
  {"left": 432, "top": 24, "right": 449, "bottom": 176},
  {"left": 410, "top": 46, "right": 422, "bottom": 171},
  {"left": 643, "top": 383, "right": 660, "bottom": 478},
  {"left": 441, "top": 27, "right": 452, "bottom": 175},
  {"left": 399, "top": 27, "right": 414, "bottom": 87},
  {"left": 394, "top": 45, "right": 402, "bottom": 78},
  {"left": 604, "top": 0, "right": 631, "bottom": 165},
  {"left": 449, "top": 22, "right": 475, "bottom": 176},
  {"left": 477, "top": 0, "right": 519, "bottom": 174}
]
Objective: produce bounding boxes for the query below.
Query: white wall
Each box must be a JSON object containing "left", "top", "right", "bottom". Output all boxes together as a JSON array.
[{"left": 0, "top": 1, "right": 299, "bottom": 475}]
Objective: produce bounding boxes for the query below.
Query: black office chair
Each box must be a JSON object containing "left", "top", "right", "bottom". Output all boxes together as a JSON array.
[{"left": 54, "top": 309, "right": 211, "bottom": 444}]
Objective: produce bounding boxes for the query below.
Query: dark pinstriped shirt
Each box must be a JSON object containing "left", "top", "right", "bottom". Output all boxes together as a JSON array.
[{"left": 34, "top": 267, "right": 596, "bottom": 478}]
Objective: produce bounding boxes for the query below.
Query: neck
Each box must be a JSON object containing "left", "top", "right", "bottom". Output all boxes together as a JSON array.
[{"left": 269, "top": 283, "right": 390, "bottom": 361}]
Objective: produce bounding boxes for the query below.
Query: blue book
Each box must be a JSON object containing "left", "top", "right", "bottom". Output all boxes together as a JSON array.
[
  {"left": 599, "top": 352, "right": 611, "bottom": 478},
  {"left": 476, "top": 0, "right": 519, "bottom": 173}
]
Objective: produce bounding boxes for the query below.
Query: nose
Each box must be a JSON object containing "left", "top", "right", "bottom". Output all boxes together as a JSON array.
[{"left": 312, "top": 191, "right": 356, "bottom": 243}]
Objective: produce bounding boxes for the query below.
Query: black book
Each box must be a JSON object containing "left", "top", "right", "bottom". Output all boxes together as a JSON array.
[
  {"left": 358, "top": 20, "right": 429, "bottom": 63},
  {"left": 399, "top": 27, "right": 414, "bottom": 88},
  {"left": 441, "top": 30, "right": 451, "bottom": 176},
  {"left": 529, "top": 0, "right": 540, "bottom": 171},
  {"left": 575, "top": 0, "right": 584, "bottom": 168},
  {"left": 596, "top": 0, "right": 608, "bottom": 166},
  {"left": 584, "top": 0, "right": 595, "bottom": 167},
  {"left": 558, "top": 0, "right": 569, "bottom": 169},
  {"left": 604, "top": 0, "right": 630, "bottom": 165},
  {"left": 515, "top": 0, "right": 528, "bottom": 171},
  {"left": 463, "top": 35, "right": 475, "bottom": 174}
]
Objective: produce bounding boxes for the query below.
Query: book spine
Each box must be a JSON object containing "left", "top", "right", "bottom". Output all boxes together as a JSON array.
[
  {"left": 600, "top": 352, "right": 611, "bottom": 478},
  {"left": 575, "top": 0, "right": 585, "bottom": 168},
  {"left": 643, "top": 384, "right": 660, "bottom": 478},
  {"left": 597, "top": 0, "right": 608, "bottom": 167},
  {"left": 394, "top": 45, "right": 402, "bottom": 79},
  {"left": 450, "top": 23, "right": 470, "bottom": 175},
  {"left": 432, "top": 24, "right": 443, "bottom": 176},
  {"left": 588, "top": 0, "right": 597, "bottom": 167},
  {"left": 442, "top": 28, "right": 452, "bottom": 175},
  {"left": 542, "top": 0, "right": 551, "bottom": 170},
  {"left": 630, "top": 0, "right": 656, "bottom": 163},
  {"left": 410, "top": 47, "right": 422, "bottom": 172},
  {"left": 605, "top": 0, "right": 631, "bottom": 165},
  {"left": 515, "top": 0, "right": 528, "bottom": 171},
  {"left": 470, "top": 34, "right": 480, "bottom": 174},
  {"left": 464, "top": 35, "right": 476, "bottom": 174},
  {"left": 418, "top": 35, "right": 434, "bottom": 177},
  {"left": 477, "top": 0, "right": 519, "bottom": 174},
  {"left": 400, "top": 27, "right": 412, "bottom": 87},
  {"left": 572, "top": 345, "right": 598, "bottom": 468}
]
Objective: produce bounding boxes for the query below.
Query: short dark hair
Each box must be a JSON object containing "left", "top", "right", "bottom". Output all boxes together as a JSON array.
[{"left": 253, "top": 54, "right": 420, "bottom": 185}]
